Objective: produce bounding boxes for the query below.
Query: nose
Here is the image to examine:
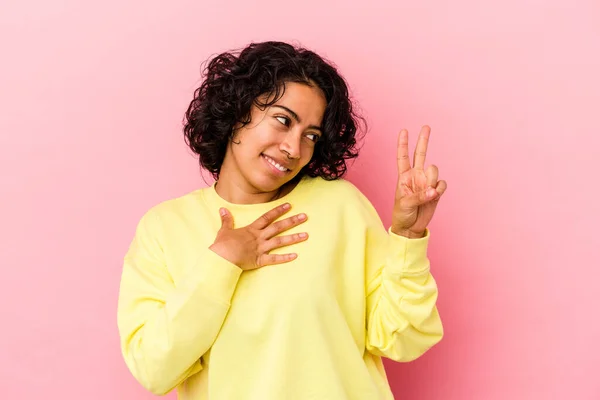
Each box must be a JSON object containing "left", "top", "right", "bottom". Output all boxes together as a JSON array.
[{"left": 279, "top": 131, "right": 301, "bottom": 159}]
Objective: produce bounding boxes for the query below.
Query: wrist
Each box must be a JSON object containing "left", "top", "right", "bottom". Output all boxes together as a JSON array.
[{"left": 390, "top": 227, "right": 425, "bottom": 239}]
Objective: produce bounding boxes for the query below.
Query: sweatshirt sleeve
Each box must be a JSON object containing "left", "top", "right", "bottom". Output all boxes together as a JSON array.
[
  {"left": 355, "top": 190, "right": 443, "bottom": 362},
  {"left": 117, "top": 208, "right": 242, "bottom": 395}
]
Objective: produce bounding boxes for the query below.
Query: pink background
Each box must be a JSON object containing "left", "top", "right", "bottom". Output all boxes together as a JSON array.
[{"left": 2, "top": 0, "right": 599, "bottom": 399}]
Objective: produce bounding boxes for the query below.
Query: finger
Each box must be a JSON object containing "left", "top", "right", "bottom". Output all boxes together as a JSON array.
[
  {"left": 251, "top": 203, "right": 291, "bottom": 230},
  {"left": 413, "top": 125, "right": 431, "bottom": 170},
  {"left": 425, "top": 164, "right": 439, "bottom": 189},
  {"left": 262, "top": 213, "right": 307, "bottom": 239},
  {"left": 401, "top": 186, "right": 438, "bottom": 208},
  {"left": 219, "top": 208, "right": 234, "bottom": 230},
  {"left": 434, "top": 180, "right": 447, "bottom": 199},
  {"left": 397, "top": 129, "right": 411, "bottom": 174},
  {"left": 261, "top": 232, "right": 309, "bottom": 253},
  {"left": 257, "top": 252, "right": 298, "bottom": 267}
]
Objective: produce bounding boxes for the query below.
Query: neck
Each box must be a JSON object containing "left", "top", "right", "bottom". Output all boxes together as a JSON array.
[{"left": 214, "top": 176, "right": 285, "bottom": 205}]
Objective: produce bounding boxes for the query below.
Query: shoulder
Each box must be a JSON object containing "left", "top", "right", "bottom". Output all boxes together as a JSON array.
[
  {"left": 306, "top": 176, "right": 365, "bottom": 199},
  {"left": 301, "top": 177, "right": 384, "bottom": 233},
  {"left": 305, "top": 176, "right": 377, "bottom": 216},
  {"left": 312, "top": 176, "right": 371, "bottom": 201},
  {"left": 133, "top": 188, "right": 206, "bottom": 232}
]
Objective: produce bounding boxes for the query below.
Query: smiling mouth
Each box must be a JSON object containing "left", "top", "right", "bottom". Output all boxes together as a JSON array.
[{"left": 262, "top": 154, "right": 291, "bottom": 173}]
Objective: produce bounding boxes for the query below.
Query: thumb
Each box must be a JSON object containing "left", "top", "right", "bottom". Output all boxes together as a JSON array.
[{"left": 219, "top": 208, "right": 234, "bottom": 230}]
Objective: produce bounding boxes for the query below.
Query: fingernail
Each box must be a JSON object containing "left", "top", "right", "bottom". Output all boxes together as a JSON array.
[
  {"left": 219, "top": 208, "right": 227, "bottom": 216},
  {"left": 283, "top": 203, "right": 291, "bottom": 210},
  {"left": 298, "top": 213, "right": 306, "bottom": 220},
  {"left": 299, "top": 232, "right": 307, "bottom": 238}
]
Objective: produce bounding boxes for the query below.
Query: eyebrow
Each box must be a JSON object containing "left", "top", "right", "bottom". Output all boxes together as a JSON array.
[{"left": 272, "top": 105, "right": 322, "bottom": 132}]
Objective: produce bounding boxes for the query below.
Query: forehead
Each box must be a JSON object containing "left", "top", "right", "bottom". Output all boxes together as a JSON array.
[{"left": 274, "top": 82, "right": 326, "bottom": 120}]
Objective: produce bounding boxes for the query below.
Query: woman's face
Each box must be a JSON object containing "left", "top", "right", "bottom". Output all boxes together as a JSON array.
[{"left": 220, "top": 82, "right": 327, "bottom": 194}]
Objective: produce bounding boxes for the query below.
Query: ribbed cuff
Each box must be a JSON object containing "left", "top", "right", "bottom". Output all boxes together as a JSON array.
[{"left": 385, "top": 227, "right": 431, "bottom": 276}]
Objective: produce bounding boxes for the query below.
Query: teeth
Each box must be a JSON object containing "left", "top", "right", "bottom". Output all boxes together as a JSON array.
[{"left": 264, "top": 155, "right": 288, "bottom": 172}]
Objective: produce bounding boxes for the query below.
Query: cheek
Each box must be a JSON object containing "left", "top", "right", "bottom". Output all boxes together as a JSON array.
[
  {"left": 249, "top": 126, "right": 279, "bottom": 151},
  {"left": 233, "top": 132, "right": 261, "bottom": 157},
  {"left": 300, "top": 145, "right": 316, "bottom": 165}
]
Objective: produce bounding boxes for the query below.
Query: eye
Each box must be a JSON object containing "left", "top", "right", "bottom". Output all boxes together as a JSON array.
[
  {"left": 275, "top": 116, "right": 290, "bottom": 126},
  {"left": 305, "top": 133, "right": 320, "bottom": 142}
]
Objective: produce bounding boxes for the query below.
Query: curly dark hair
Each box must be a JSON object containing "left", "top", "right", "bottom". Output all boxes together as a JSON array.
[{"left": 183, "top": 41, "right": 365, "bottom": 180}]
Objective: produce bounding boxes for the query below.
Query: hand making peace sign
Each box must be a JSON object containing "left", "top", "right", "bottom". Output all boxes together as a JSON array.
[{"left": 391, "top": 125, "right": 448, "bottom": 238}]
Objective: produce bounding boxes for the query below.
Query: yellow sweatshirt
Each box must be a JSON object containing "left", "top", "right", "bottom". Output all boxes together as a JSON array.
[{"left": 117, "top": 176, "right": 443, "bottom": 399}]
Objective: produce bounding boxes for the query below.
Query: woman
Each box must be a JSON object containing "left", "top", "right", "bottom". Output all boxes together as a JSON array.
[{"left": 117, "top": 41, "right": 447, "bottom": 399}]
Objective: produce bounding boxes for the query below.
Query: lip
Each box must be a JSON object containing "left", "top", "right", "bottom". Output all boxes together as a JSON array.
[{"left": 261, "top": 154, "right": 291, "bottom": 176}]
